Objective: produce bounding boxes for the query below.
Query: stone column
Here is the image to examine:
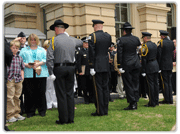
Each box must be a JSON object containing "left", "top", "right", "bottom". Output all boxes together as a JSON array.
[{"left": 137, "top": 4, "right": 170, "bottom": 43}]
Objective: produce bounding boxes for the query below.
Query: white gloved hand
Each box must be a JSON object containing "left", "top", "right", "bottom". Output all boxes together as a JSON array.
[
  {"left": 90, "top": 69, "right": 96, "bottom": 76},
  {"left": 158, "top": 70, "right": 161, "bottom": 73},
  {"left": 142, "top": 73, "right": 146, "bottom": 77},
  {"left": 49, "top": 74, "right": 56, "bottom": 81},
  {"left": 119, "top": 68, "right": 125, "bottom": 73}
]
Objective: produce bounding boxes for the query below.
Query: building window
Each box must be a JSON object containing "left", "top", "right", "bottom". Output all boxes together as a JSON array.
[
  {"left": 115, "top": 3, "right": 130, "bottom": 39},
  {"left": 167, "top": 3, "right": 175, "bottom": 40}
]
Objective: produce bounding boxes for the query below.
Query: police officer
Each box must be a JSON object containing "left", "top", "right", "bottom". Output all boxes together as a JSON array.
[
  {"left": 141, "top": 32, "right": 159, "bottom": 107},
  {"left": 157, "top": 30, "right": 175, "bottom": 104},
  {"left": 76, "top": 37, "right": 91, "bottom": 104},
  {"left": 88, "top": 20, "right": 111, "bottom": 116},
  {"left": 47, "top": 19, "right": 83, "bottom": 124},
  {"left": 117, "top": 22, "right": 141, "bottom": 110}
]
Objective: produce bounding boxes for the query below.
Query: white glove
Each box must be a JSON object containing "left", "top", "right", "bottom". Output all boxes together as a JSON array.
[
  {"left": 119, "top": 68, "right": 125, "bottom": 73},
  {"left": 142, "top": 73, "right": 146, "bottom": 77},
  {"left": 49, "top": 74, "right": 56, "bottom": 81},
  {"left": 90, "top": 69, "right": 96, "bottom": 76},
  {"left": 158, "top": 70, "right": 161, "bottom": 73}
]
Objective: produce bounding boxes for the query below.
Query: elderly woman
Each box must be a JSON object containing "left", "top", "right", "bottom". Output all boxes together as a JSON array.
[{"left": 19, "top": 33, "right": 48, "bottom": 118}]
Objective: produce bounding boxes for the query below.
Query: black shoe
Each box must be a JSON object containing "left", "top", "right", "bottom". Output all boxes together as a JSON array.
[
  {"left": 56, "top": 120, "right": 67, "bottom": 125},
  {"left": 144, "top": 104, "right": 156, "bottom": 107},
  {"left": 27, "top": 113, "right": 35, "bottom": 118},
  {"left": 91, "top": 112, "right": 102, "bottom": 116},
  {"left": 85, "top": 102, "right": 89, "bottom": 104},
  {"left": 39, "top": 113, "right": 46, "bottom": 117},
  {"left": 124, "top": 103, "right": 137, "bottom": 110},
  {"left": 67, "top": 120, "right": 74, "bottom": 124}
]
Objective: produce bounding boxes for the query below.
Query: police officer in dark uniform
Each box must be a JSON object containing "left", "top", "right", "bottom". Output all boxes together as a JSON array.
[
  {"left": 157, "top": 30, "right": 175, "bottom": 104},
  {"left": 76, "top": 37, "right": 91, "bottom": 104},
  {"left": 88, "top": 20, "right": 111, "bottom": 116},
  {"left": 47, "top": 19, "right": 83, "bottom": 124},
  {"left": 74, "top": 36, "right": 82, "bottom": 98},
  {"left": 109, "top": 42, "right": 118, "bottom": 93},
  {"left": 117, "top": 22, "right": 141, "bottom": 110},
  {"left": 141, "top": 32, "right": 159, "bottom": 107}
]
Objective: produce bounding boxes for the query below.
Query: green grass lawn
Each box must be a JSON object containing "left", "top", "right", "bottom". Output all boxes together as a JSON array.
[{"left": 8, "top": 98, "right": 176, "bottom": 131}]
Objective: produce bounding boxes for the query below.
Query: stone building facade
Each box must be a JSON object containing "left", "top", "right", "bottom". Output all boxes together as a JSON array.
[{"left": 4, "top": 3, "right": 176, "bottom": 43}]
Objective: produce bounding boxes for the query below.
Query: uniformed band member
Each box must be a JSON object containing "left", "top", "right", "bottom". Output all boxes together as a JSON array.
[
  {"left": 108, "top": 42, "right": 118, "bottom": 93},
  {"left": 157, "top": 30, "right": 175, "bottom": 104},
  {"left": 76, "top": 37, "right": 91, "bottom": 104},
  {"left": 117, "top": 22, "right": 141, "bottom": 110},
  {"left": 47, "top": 19, "right": 83, "bottom": 124},
  {"left": 88, "top": 19, "right": 112, "bottom": 116},
  {"left": 141, "top": 32, "right": 159, "bottom": 107}
]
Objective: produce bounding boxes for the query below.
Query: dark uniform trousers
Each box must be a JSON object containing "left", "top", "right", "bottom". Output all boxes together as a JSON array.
[
  {"left": 161, "top": 70, "right": 173, "bottom": 103},
  {"left": 157, "top": 38, "right": 175, "bottom": 103},
  {"left": 122, "top": 68, "right": 140, "bottom": 103},
  {"left": 53, "top": 66, "right": 75, "bottom": 123},
  {"left": 95, "top": 72, "right": 109, "bottom": 115},
  {"left": 146, "top": 73, "right": 159, "bottom": 106}
]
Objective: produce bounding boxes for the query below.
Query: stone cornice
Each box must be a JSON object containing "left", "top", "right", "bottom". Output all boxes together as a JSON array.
[{"left": 137, "top": 4, "right": 171, "bottom": 12}]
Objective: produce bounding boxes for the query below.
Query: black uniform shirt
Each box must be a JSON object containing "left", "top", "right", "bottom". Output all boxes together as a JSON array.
[
  {"left": 88, "top": 30, "right": 112, "bottom": 73},
  {"left": 157, "top": 38, "right": 175, "bottom": 70},
  {"left": 117, "top": 34, "right": 141, "bottom": 71},
  {"left": 141, "top": 41, "right": 159, "bottom": 73}
]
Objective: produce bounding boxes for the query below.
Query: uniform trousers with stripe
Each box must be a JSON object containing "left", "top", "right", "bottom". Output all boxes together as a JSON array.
[
  {"left": 94, "top": 72, "right": 109, "bottom": 115},
  {"left": 145, "top": 73, "right": 159, "bottom": 106},
  {"left": 161, "top": 70, "right": 173, "bottom": 103}
]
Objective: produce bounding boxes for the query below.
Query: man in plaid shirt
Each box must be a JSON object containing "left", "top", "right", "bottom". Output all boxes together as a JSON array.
[{"left": 6, "top": 39, "right": 25, "bottom": 123}]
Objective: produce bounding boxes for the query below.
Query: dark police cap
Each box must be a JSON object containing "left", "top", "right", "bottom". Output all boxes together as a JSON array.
[
  {"left": 50, "top": 19, "right": 69, "bottom": 30},
  {"left": 81, "top": 37, "right": 88, "bottom": 43},
  {"left": 17, "top": 32, "right": 26, "bottom": 37},
  {"left": 92, "top": 20, "right": 104, "bottom": 27},
  {"left": 159, "top": 30, "right": 169, "bottom": 36},
  {"left": 141, "top": 32, "right": 152, "bottom": 38},
  {"left": 120, "top": 22, "right": 134, "bottom": 29}
]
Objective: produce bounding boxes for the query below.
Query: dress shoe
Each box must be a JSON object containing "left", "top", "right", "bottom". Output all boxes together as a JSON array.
[
  {"left": 56, "top": 120, "right": 67, "bottom": 125},
  {"left": 39, "top": 113, "right": 46, "bottom": 117},
  {"left": 27, "top": 113, "right": 35, "bottom": 118},
  {"left": 67, "top": 120, "right": 74, "bottom": 124},
  {"left": 124, "top": 103, "right": 137, "bottom": 110},
  {"left": 91, "top": 112, "right": 103, "bottom": 116},
  {"left": 144, "top": 104, "right": 156, "bottom": 107}
]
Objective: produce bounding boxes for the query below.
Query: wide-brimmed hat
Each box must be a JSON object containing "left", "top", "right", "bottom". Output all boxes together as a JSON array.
[
  {"left": 120, "top": 22, "right": 134, "bottom": 29},
  {"left": 50, "top": 19, "right": 69, "bottom": 30}
]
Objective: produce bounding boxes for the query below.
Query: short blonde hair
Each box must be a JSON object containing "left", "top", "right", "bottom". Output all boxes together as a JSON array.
[
  {"left": 10, "top": 40, "right": 20, "bottom": 48},
  {"left": 28, "top": 33, "right": 40, "bottom": 46},
  {"left": 43, "top": 40, "right": 50, "bottom": 49}
]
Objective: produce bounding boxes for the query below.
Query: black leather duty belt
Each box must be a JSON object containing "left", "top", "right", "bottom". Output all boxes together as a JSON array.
[{"left": 54, "top": 63, "right": 75, "bottom": 67}]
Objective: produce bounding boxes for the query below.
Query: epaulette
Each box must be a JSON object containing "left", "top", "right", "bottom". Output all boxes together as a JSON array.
[
  {"left": 52, "top": 36, "right": 55, "bottom": 50},
  {"left": 93, "top": 32, "right": 96, "bottom": 44}
]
